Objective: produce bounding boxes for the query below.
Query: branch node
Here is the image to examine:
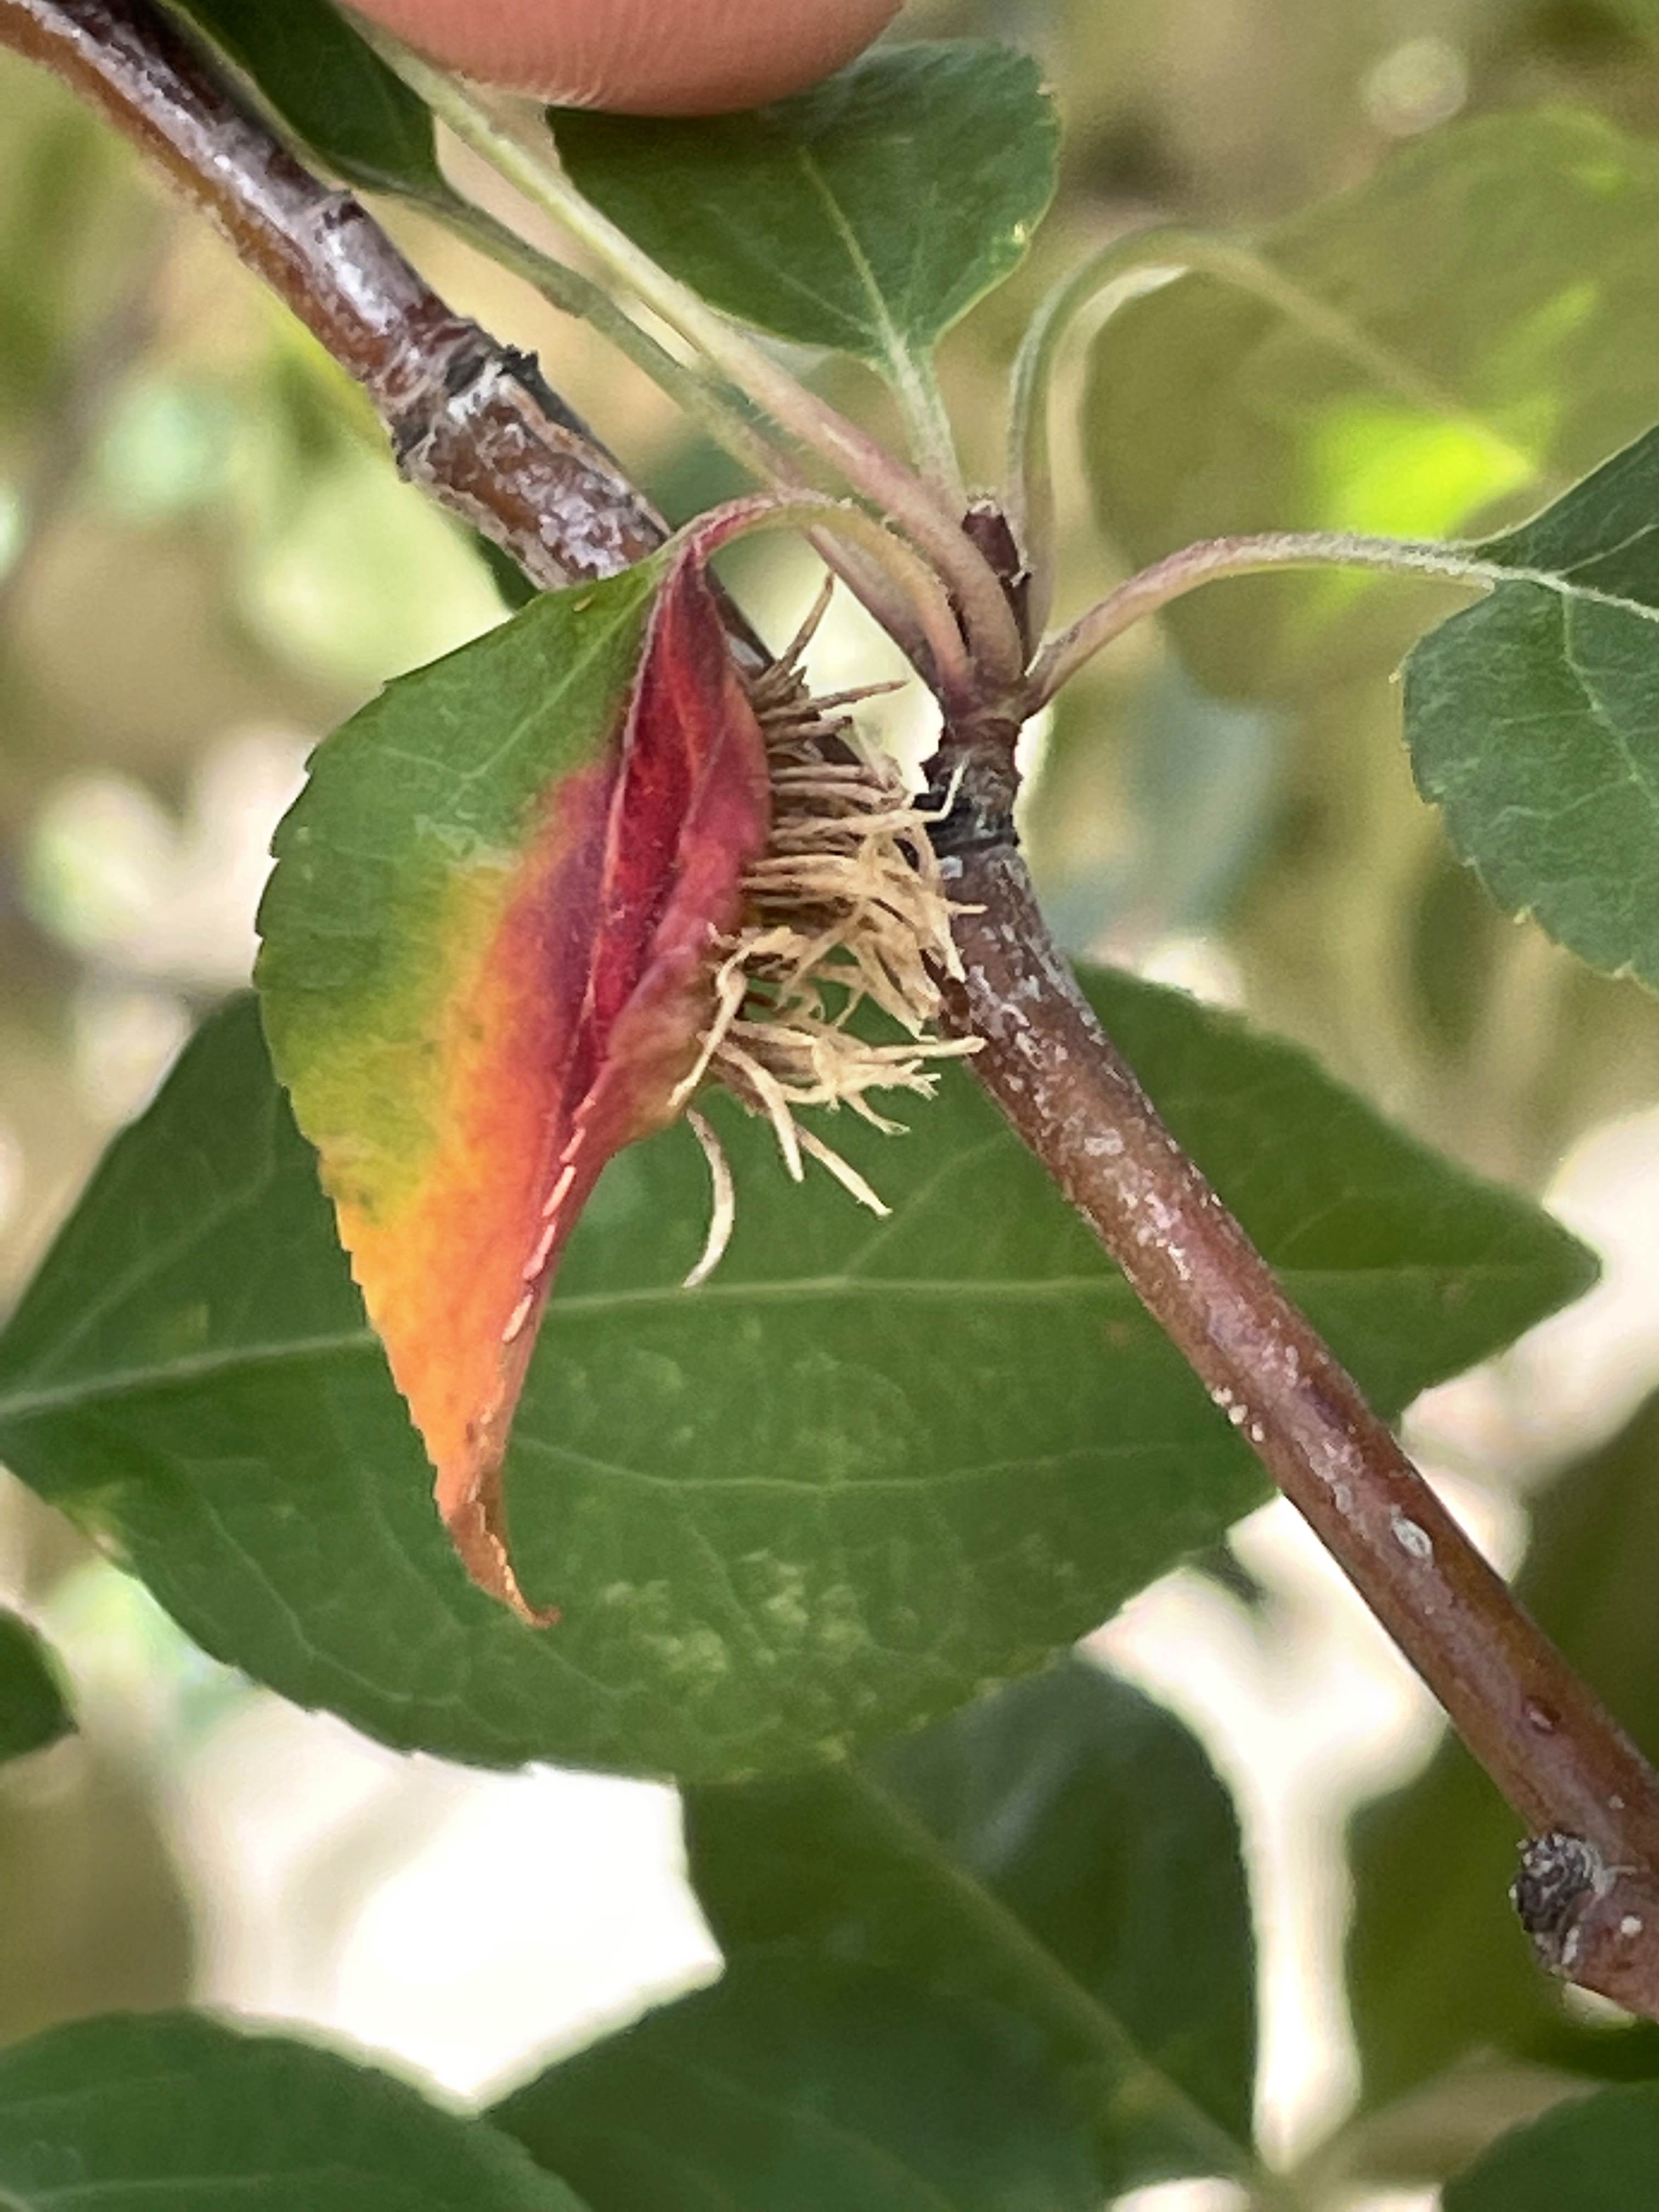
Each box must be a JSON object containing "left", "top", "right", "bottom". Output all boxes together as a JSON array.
[
  {"left": 1513, "top": 1830, "right": 1659, "bottom": 2015},
  {"left": 1512, "top": 1830, "right": 1613, "bottom": 1957}
]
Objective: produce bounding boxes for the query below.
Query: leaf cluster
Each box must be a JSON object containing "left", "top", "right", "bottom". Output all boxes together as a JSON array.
[{"left": 9, "top": 3, "right": 1659, "bottom": 2205}]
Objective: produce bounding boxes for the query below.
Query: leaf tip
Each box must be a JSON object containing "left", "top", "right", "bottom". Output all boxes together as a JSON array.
[{"left": 438, "top": 1426, "right": 561, "bottom": 1628}]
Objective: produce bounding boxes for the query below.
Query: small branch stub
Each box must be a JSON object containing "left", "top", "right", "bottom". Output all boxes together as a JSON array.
[
  {"left": 1513, "top": 1831, "right": 1659, "bottom": 2018},
  {"left": 1513, "top": 1830, "right": 1606, "bottom": 1955}
]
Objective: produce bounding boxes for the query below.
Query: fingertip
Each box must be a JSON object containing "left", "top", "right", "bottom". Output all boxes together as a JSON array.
[{"left": 348, "top": 0, "right": 904, "bottom": 115}]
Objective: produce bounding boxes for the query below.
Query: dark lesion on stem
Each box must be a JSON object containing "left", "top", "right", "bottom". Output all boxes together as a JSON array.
[
  {"left": 1514, "top": 1831, "right": 1659, "bottom": 2016},
  {"left": 921, "top": 496, "right": 1029, "bottom": 856},
  {"left": 390, "top": 335, "right": 605, "bottom": 460},
  {"left": 921, "top": 737, "right": 1020, "bottom": 860}
]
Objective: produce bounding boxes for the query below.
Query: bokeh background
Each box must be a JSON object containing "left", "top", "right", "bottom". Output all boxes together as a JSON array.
[{"left": 9, "top": 2, "right": 1659, "bottom": 2205}]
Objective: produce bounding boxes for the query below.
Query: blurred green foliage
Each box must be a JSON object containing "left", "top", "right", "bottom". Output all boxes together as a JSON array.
[{"left": 7, "top": 2, "right": 1659, "bottom": 2202}]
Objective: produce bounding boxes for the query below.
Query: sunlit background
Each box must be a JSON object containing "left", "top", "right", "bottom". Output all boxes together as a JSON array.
[{"left": 8, "top": 2, "right": 1659, "bottom": 2205}]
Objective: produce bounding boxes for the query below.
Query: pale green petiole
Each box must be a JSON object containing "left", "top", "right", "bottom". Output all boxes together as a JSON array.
[
  {"left": 1008, "top": 223, "right": 1529, "bottom": 645},
  {"left": 364, "top": 31, "right": 1027, "bottom": 698},
  {"left": 1025, "top": 528, "right": 1516, "bottom": 708}
]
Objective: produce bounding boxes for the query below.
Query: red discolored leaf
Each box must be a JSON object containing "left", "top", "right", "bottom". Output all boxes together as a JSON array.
[{"left": 258, "top": 550, "right": 771, "bottom": 1620}]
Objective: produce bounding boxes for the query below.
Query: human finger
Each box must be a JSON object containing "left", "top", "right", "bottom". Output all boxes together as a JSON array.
[{"left": 346, "top": 0, "right": 902, "bottom": 116}]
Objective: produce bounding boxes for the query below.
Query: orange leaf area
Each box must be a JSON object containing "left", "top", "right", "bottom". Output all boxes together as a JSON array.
[{"left": 330, "top": 558, "right": 770, "bottom": 1620}]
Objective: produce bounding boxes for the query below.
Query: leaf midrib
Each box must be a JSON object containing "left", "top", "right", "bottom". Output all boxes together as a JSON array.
[
  {"left": 0, "top": 1279, "right": 1126, "bottom": 1425},
  {"left": 551, "top": 2041, "right": 966, "bottom": 2212},
  {"left": 832, "top": 1764, "right": 1257, "bottom": 2185},
  {"left": 1496, "top": 562, "right": 1659, "bottom": 627},
  {"left": 794, "top": 142, "right": 915, "bottom": 366},
  {"left": 0, "top": 1248, "right": 1560, "bottom": 1429}
]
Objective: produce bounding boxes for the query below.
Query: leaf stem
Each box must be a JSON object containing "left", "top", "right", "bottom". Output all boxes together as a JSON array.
[
  {"left": 430, "top": 202, "right": 944, "bottom": 678},
  {"left": 836, "top": 1765, "right": 1256, "bottom": 2185},
  {"left": 930, "top": 813, "right": 1659, "bottom": 2027},
  {"left": 674, "top": 492, "right": 975, "bottom": 713},
  {"left": 1026, "top": 529, "right": 1506, "bottom": 706},
  {"left": 1008, "top": 222, "right": 1531, "bottom": 637},
  {"left": 439, "top": 199, "right": 804, "bottom": 493},
  {"left": 368, "top": 36, "right": 1026, "bottom": 695},
  {"left": 1008, "top": 230, "right": 1180, "bottom": 634},
  {"left": 887, "top": 349, "right": 967, "bottom": 514}
]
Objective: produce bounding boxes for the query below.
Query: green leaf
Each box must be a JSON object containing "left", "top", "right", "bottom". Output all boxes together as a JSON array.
[
  {"left": 1084, "top": 111, "right": 1659, "bottom": 698},
  {"left": 1443, "top": 2085, "right": 1659, "bottom": 2210},
  {"left": 553, "top": 46, "right": 1057, "bottom": 375},
  {"left": 0, "top": 1611, "right": 72, "bottom": 1762},
  {"left": 492, "top": 1954, "right": 1098, "bottom": 2212},
  {"left": 0, "top": 972, "right": 1590, "bottom": 1780},
  {"left": 162, "top": 0, "right": 445, "bottom": 198},
  {"left": 1404, "top": 426, "right": 1659, "bottom": 989},
  {"left": 1349, "top": 1393, "right": 1659, "bottom": 2113},
  {"left": 685, "top": 1660, "right": 1255, "bottom": 2191},
  {"left": 0, "top": 2010, "right": 589, "bottom": 2211}
]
